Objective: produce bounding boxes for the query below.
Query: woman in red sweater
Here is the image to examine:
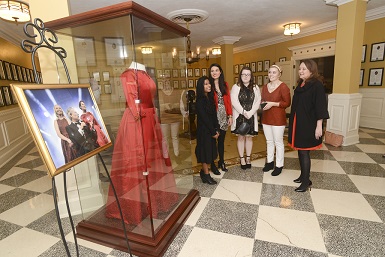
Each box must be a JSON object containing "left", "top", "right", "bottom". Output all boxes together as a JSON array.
[
  {"left": 209, "top": 63, "right": 233, "bottom": 173},
  {"left": 261, "top": 65, "right": 291, "bottom": 176}
]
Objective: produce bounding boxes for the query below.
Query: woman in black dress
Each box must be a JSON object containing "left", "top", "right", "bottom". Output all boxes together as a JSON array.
[{"left": 195, "top": 76, "right": 220, "bottom": 185}]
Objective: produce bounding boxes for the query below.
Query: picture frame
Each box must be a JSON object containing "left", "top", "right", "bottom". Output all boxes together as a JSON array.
[
  {"left": 93, "top": 71, "right": 100, "bottom": 82},
  {"left": 173, "top": 80, "right": 179, "bottom": 89},
  {"left": 251, "top": 62, "right": 256, "bottom": 73},
  {"left": 11, "top": 83, "right": 112, "bottom": 177},
  {"left": 279, "top": 57, "right": 286, "bottom": 62},
  {"left": 26, "top": 68, "right": 31, "bottom": 82},
  {"left": 74, "top": 37, "right": 97, "bottom": 66},
  {"left": 359, "top": 69, "right": 364, "bottom": 86},
  {"left": 0, "top": 87, "right": 5, "bottom": 106},
  {"left": 11, "top": 63, "right": 18, "bottom": 81},
  {"left": 264, "top": 60, "right": 270, "bottom": 71},
  {"left": 180, "top": 80, "right": 187, "bottom": 89},
  {"left": 104, "top": 37, "right": 125, "bottom": 66},
  {"left": 194, "top": 68, "right": 200, "bottom": 77},
  {"left": 368, "top": 68, "right": 383, "bottom": 86},
  {"left": 257, "top": 75, "right": 263, "bottom": 86},
  {"left": 264, "top": 75, "right": 269, "bottom": 85},
  {"left": 195, "top": 79, "right": 199, "bottom": 87},
  {"left": 0, "top": 60, "right": 5, "bottom": 80},
  {"left": 4, "top": 61, "right": 12, "bottom": 80},
  {"left": 245, "top": 63, "right": 250, "bottom": 68},
  {"left": 361, "top": 45, "right": 367, "bottom": 63},
  {"left": 172, "top": 69, "right": 179, "bottom": 78},
  {"left": 29, "top": 69, "right": 36, "bottom": 83},
  {"left": 102, "top": 71, "right": 110, "bottom": 82},
  {"left": 16, "top": 66, "right": 23, "bottom": 82},
  {"left": 257, "top": 61, "right": 263, "bottom": 72},
  {"left": 234, "top": 77, "right": 238, "bottom": 84},
  {"left": 187, "top": 68, "right": 193, "bottom": 77},
  {"left": 164, "top": 69, "right": 171, "bottom": 78},
  {"left": 22, "top": 67, "right": 27, "bottom": 82},
  {"left": 239, "top": 64, "right": 244, "bottom": 70},
  {"left": 158, "top": 81, "right": 164, "bottom": 90},
  {"left": 180, "top": 69, "right": 186, "bottom": 78},
  {"left": 157, "top": 69, "right": 163, "bottom": 78},
  {"left": 234, "top": 64, "right": 239, "bottom": 74},
  {"left": 188, "top": 79, "right": 194, "bottom": 88},
  {"left": 2, "top": 86, "right": 12, "bottom": 105},
  {"left": 202, "top": 68, "right": 207, "bottom": 77},
  {"left": 370, "top": 42, "right": 385, "bottom": 62},
  {"left": 104, "top": 84, "right": 112, "bottom": 94}
]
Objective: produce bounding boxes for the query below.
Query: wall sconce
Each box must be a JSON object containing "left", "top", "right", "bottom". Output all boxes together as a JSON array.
[
  {"left": 141, "top": 46, "right": 153, "bottom": 54},
  {"left": 0, "top": 0, "right": 30, "bottom": 23},
  {"left": 283, "top": 23, "right": 301, "bottom": 36},
  {"left": 212, "top": 47, "right": 221, "bottom": 55},
  {"left": 206, "top": 49, "right": 209, "bottom": 61}
]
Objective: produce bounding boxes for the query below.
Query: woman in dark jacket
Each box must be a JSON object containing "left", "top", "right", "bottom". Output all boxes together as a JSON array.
[
  {"left": 195, "top": 76, "right": 220, "bottom": 185},
  {"left": 288, "top": 59, "right": 329, "bottom": 192}
]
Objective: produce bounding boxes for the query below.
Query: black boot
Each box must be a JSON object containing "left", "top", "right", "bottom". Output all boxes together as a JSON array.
[
  {"left": 295, "top": 180, "right": 312, "bottom": 192},
  {"left": 211, "top": 162, "right": 221, "bottom": 175},
  {"left": 240, "top": 157, "right": 247, "bottom": 170},
  {"left": 262, "top": 161, "right": 274, "bottom": 172},
  {"left": 218, "top": 160, "right": 228, "bottom": 172},
  {"left": 271, "top": 166, "right": 283, "bottom": 176},
  {"left": 201, "top": 173, "right": 217, "bottom": 185}
]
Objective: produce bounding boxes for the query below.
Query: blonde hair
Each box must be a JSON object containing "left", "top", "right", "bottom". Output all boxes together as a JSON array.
[{"left": 270, "top": 64, "right": 282, "bottom": 73}]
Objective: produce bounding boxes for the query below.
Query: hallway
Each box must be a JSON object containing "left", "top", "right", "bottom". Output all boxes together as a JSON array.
[{"left": 0, "top": 128, "right": 384, "bottom": 256}]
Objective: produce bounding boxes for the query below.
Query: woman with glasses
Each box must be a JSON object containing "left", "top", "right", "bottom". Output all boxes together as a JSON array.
[
  {"left": 209, "top": 63, "right": 233, "bottom": 173},
  {"left": 261, "top": 65, "right": 291, "bottom": 176},
  {"left": 230, "top": 67, "right": 261, "bottom": 169}
]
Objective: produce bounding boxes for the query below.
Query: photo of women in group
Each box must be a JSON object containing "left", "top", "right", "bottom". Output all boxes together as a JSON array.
[{"left": 13, "top": 85, "right": 111, "bottom": 175}]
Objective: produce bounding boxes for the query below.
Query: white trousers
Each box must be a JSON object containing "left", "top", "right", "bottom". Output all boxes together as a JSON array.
[
  {"left": 161, "top": 122, "right": 180, "bottom": 157},
  {"left": 262, "top": 124, "right": 285, "bottom": 167}
]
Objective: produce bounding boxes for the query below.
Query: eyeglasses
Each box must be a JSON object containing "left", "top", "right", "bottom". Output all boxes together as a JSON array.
[{"left": 241, "top": 74, "right": 251, "bottom": 77}]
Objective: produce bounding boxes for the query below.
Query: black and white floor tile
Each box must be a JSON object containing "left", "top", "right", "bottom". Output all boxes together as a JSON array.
[{"left": 0, "top": 128, "right": 385, "bottom": 256}]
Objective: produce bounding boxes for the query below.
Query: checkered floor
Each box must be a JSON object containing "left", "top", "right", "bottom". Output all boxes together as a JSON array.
[{"left": 1, "top": 128, "right": 385, "bottom": 257}]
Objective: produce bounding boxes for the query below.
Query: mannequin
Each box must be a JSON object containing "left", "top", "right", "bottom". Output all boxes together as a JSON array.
[{"left": 106, "top": 61, "right": 178, "bottom": 225}]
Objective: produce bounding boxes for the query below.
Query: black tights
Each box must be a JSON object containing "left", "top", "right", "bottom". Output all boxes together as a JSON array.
[
  {"left": 298, "top": 150, "right": 311, "bottom": 184},
  {"left": 217, "top": 129, "right": 226, "bottom": 162}
]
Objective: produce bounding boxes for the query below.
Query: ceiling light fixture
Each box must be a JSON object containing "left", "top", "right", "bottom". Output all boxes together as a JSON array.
[
  {"left": 141, "top": 46, "right": 153, "bottom": 54},
  {"left": 167, "top": 9, "right": 209, "bottom": 64},
  {"left": 212, "top": 47, "right": 221, "bottom": 55},
  {"left": 0, "top": 0, "right": 30, "bottom": 23},
  {"left": 283, "top": 23, "right": 301, "bottom": 36}
]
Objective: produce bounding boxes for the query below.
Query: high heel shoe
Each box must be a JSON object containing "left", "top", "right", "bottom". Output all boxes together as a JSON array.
[
  {"left": 246, "top": 156, "right": 252, "bottom": 169},
  {"left": 294, "top": 180, "right": 312, "bottom": 192},
  {"left": 240, "top": 157, "right": 247, "bottom": 170},
  {"left": 271, "top": 166, "right": 283, "bottom": 176},
  {"left": 218, "top": 161, "right": 228, "bottom": 172},
  {"left": 262, "top": 161, "right": 274, "bottom": 172},
  {"left": 201, "top": 172, "right": 217, "bottom": 185},
  {"left": 293, "top": 176, "right": 301, "bottom": 183},
  {"left": 211, "top": 162, "right": 221, "bottom": 175}
]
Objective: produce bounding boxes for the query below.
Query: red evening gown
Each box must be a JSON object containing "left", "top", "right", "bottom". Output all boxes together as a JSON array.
[
  {"left": 80, "top": 112, "right": 109, "bottom": 147},
  {"left": 106, "top": 69, "right": 179, "bottom": 225}
]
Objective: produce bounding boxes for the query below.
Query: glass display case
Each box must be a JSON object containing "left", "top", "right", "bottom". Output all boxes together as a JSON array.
[{"left": 45, "top": 2, "right": 199, "bottom": 256}]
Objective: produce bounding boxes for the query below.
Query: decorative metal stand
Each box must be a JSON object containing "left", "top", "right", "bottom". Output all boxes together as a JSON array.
[{"left": 20, "top": 18, "right": 132, "bottom": 257}]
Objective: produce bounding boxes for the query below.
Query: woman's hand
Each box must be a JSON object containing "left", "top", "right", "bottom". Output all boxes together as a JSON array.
[
  {"left": 212, "top": 131, "right": 220, "bottom": 139},
  {"left": 227, "top": 116, "right": 233, "bottom": 126},
  {"left": 315, "top": 120, "right": 323, "bottom": 140},
  {"left": 263, "top": 101, "right": 278, "bottom": 110},
  {"left": 243, "top": 112, "right": 250, "bottom": 119}
]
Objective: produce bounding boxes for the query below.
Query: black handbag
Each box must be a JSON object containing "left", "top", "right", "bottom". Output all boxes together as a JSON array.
[{"left": 236, "top": 109, "right": 250, "bottom": 135}]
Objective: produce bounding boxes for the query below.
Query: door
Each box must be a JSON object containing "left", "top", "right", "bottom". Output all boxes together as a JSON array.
[{"left": 279, "top": 60, "right": 296, "bottom": 113}]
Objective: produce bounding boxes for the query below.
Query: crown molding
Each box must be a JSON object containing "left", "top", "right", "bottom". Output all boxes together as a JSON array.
[
  {"left": 324, "top": 0, "right": 353, "bottom": 6},
  {"left": 234, "top": 5, "right": 385, "bottom": 54},
  {"left": 212, "top": 36, "right": 241, "bottom": 45}
]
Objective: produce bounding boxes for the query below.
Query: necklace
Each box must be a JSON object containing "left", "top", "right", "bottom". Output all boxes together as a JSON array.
[{"left": 267, "top": 81, "right": 280, "bottom": 92}]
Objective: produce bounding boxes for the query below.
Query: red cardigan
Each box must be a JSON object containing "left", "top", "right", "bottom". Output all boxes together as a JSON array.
[{"left": 213, "top": 82, "right": 233, "bottom": 115}]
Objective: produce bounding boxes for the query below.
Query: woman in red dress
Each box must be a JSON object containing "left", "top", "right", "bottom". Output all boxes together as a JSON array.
[{"left": 106, "top": 62, "right": 178, "bottom": 225}]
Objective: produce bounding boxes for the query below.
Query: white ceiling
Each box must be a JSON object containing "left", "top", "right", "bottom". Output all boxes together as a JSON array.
[{"left": 1, "top": 0, "right": 385, "bottom": 53}]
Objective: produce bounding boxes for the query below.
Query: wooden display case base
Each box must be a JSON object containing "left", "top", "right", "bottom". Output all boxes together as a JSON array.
[{"left": 76, "top": 189, "right": 200, "bottom": 257}]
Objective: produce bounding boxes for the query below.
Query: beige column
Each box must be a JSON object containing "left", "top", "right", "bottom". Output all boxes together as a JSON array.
[
  {"left": 212, "top": 36, "right": 241, "bottom": 85},
  {"left": 326, "top": 0, "right": 367, "bottom": 145}
]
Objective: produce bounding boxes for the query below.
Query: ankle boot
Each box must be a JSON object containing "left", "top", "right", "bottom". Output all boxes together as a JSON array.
[
  {"left": 201, "top": 173, "right": 217, "bottom": 185},
  {"left": 246, "top": 156, "right": 252, "bottom": 169},
  {"left": 262, "top": 161, "right": 274, "bottom": 172},
  {"left": 211, "top": 162, "right": 221, "bottom": 175},
  {"left": 295, "top": 180, "right": 312, "bottom": 192},
  {"left": 240, "top": 157, "right": 247, "bottom": 170},
  {"left": 271, "top": 166, "right": 283, "bottom": 176},
  {"left": 200, "top": 169, "right": 205, "bottom": 180},
  {"left": 218, "top": 160, "right": 228, "bottom": 172}
]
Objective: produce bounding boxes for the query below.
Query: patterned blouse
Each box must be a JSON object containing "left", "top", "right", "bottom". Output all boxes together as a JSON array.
[{"left": 216, "top": 89, "right": 228, "bottom": 131}]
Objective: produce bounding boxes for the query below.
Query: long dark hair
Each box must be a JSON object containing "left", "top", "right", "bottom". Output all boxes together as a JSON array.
[
  {"left": 196, "top": 76, "right": 215, "bottom": 113},
  {"left": 209, "top": 63, "right": 228, "bottom": 95},
  {"left": 298, "top": 59, "right": 321, "bottom": 84},
  {"left": 237, "top": 67, "right": 255, "bottom": 90}
]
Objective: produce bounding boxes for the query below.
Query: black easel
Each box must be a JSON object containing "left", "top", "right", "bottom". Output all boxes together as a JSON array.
[{"left": 20, "top": 18, "right": 132, "bottom": 257}]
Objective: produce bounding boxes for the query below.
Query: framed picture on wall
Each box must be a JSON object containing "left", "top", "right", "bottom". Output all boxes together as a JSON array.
[
  {"left": 257, "top": 61, "right": 263, "bottom": 72},
  {"left": 239, "top": 64, "right": 244, "bottom": 70},
  {"left": 102, "top": 71, "right": 110, "bottom": 81},
  {"left": 180, "top": 69, "right": 186, "bottom": 77},
  {"left": 279, "top": 57, "right": 286, "bottom": 62},
  {"left": 234, "top": 64, "right": 239, "bottom": 74},
  {"left": 257, "top": 75, "right": 263, "bottom": 86},
  {"left": 264, "top": 60, "right": 270, "bottom": 71},
  {"left": 2, "top": 86, "right": 12, "bottom": 105},
  {"left": 359, "top": 69, "right": 364, "bottom": 86},
  {"left": 164, "top": 69, "right": 171, "bottom": 78},
  {"left": 234, "top": 77, "right": 238, "bottom": 84},
  {"left": 29, "top": 69, "right": 35, "bottom": 83},
  {"left": 104, "top": 37, "right": 125, "bottom": 66},
  {"left": 245, "top": 63, "right": 250, "bottom": 68},
  {"left": 158, "top": 81, "right": 164, "bottom": 89},
  {"left": 194, "top": 68, "right": 200, "bottom": 77},
  {"left": 0, "top": 60, "right": 6, "bottom": 80},
  {"left": 17, "top": 66, "right": 23, "bottom": 82},
  {"left": 188, "top": 79, "right": 194, "bottom": 88},
  {"left": 368, "top": 68, "right": 383, "bottom": 86},
  {"left": 173, "top": 80, "right": 179, "bottom": 89},
  {"left": 11, "top": 63, "right": 18, "bottom": 81},
  {"left": 202, "top": 68, "right": 207, "bottom": 76},
  {"left": 157, "top": 69, "right": 163, "bottom": 78},
  {"left": 172, "top": 69, "right": 179, "bottom": 78},
  {"left": 74, "top": 37, "right": 96, "bottom": 66},
  {"left": 93, "top": 71, "right": 100, "bottom": 82},
  {"left": 187, "top": 68, "right": 193, "bottom": 77},
  {"left": 180, "top": 80, "right": 187, "bottom": 89},
  {"left": 361, "top": 45, "right": 367, "bottom": 63},
  {"left": 370, "top": 42, "right": 385, "bottom": 62},
  {"left": 251, "top": 62, "right": 256, "bottom": 73},
  {"left": 0, "top": 87, "right": 5, "bottom": 106},
  {"left": 4, "top": 61, "right": 12, "bottom": 80},
  {"left": 264, "top": 75, "right": 269, "bottom": 85}
]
